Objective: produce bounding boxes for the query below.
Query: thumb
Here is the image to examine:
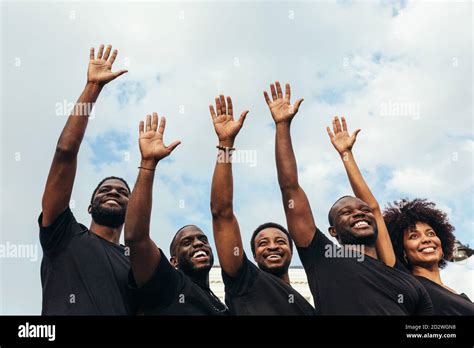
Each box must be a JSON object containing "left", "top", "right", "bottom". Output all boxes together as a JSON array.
[
  {"left": 351, "top": 129, "right": 361, "bottom": 142},
  {"left": 113, "top": 69, "right": 128, "bottom": 78},
  {"left": 293, "top": 98, "right": 304, "bottom": 113},
  {"left": 238, "top": 110, "right": 249, "bottom": 125},
  {"left": 167, "top": 140, "right": 182, "bottom": 154}
]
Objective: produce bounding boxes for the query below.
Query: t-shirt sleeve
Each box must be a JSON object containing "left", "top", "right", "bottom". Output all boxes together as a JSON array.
[
  {"left": 393, "top": 258, "right": 411, "bottom": 274},
  {"left": 414, "top": 281, "right": 435, "bottom": 315},
  {"left": 128, "top": 249, "right": 184, "bottom": 310},
  {"left": 38, "top": 208, "right": 79, "bottom": 253},
  {"left": 221, "top": 253, "right": 259, "bottom": 296},
  {"left": 296, "top": 228, "right": 333, "bottom": 271}
]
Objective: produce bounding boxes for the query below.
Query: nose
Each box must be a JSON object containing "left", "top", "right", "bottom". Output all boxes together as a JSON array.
[{"left": 192, "top": 238, "right": 204, "bottom": 248}]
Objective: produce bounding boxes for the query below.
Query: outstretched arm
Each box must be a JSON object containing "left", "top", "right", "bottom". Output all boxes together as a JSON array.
[
  {"left": 326, "top": 116, "right": 396, "bottom": 266},
  {"left": 265, "top": 81, "right": 316, "bottom": 248},
  {"left": 41, "top": 45, "right": 128, "bottom": 227},
  {"left": 210, "top": 95, "right": 249, "bottom": 277},
  {"left": 125, "top": 114, "right": 181, "bottom": 286}
]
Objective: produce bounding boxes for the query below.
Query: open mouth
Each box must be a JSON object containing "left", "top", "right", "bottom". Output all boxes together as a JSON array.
[
  {"left": 351, "top": 219, "right": 371, "bottom": 229},
  {"left": 192, "top": 250, "right": 209, "bottom": 261},
  {"left": 102, "top": 198, "right": 121, "bottom": 206},
  {"left": 418, "top": 246, "right": 437, "bottom": 254},
  {"left": 264, "top": 253, "right": 283, "bottom": 261}
]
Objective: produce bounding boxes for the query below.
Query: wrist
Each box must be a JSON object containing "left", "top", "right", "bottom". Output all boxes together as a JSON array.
[
  {"left": 339, "top": 150, "right": 353, "bottom": 160},
  {"left": 140, "top": 158, "right": 158, "bottom": 169},
  {"left": 85, "top": 81, "right": 103, "bottom": 93},
  {"left": 218, "top": 139, "right": 235, "bottom": 148},
  {"left": 275, "top": 120, "right": 291, "bottom": 129}
]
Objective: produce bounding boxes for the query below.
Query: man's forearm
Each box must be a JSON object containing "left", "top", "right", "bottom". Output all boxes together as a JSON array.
[
  {"left": 125, "top": 159, "right": 157, "bottom": 244},
  {"left": 340, "top": 150, "right": 379, "bottom": 210},
  {"left": 210, "top": 141, "right": 234, "bottom": 217},
  {"left": 56, "top": 82, "right": 102, "bottom": 156},
  {"left": 275, "top": 122, "right": 299, "bottom": 190}
]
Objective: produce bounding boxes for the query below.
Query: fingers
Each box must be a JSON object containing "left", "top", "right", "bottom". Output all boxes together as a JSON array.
[
  {"left": 215, "top": 97, "right": 222, "bottom": 116},
  {"left": 219, "top": 95, "right": 226, "bottom": 115},
  {"left": 334, "top": 116, "right": 342, "bottom": 133},
  {"left": 109, "top": 49, "right": 118, "bottom": 64},
  {"left": 341, "top": 116, "right": 348, "bottom": 132},
  {"left": 285, "top": 83, "right": 291, "bottom": 100},
  {"left": 97, "top": 44, "right": 105, "bottom": 59},
  {"left": 227, "top": 96, "right": 233, "bottom": 117},
  {"left": 103, "top": 45, "right": 112, "bottom": 60},
  {"left": 238, "top": 110, "right": 249, "bottom": 125},
  {"left": 270, "top": 84, "right": 277, "bottom": 101},
  {"left": 294, "top": 98, "right": 304, "bottom": 114},
  {"left": 332, "top": 117, "right": 338, "bottom": 134},
  {"left": 152, "top": 113, "right": 158, "bottom": 132},
  {"left": 146, "top": 114, "right": 152, "bottom": 132},
  {"left": 209, "top": 105, "right": 217, "bottom": 119},
  {"left": 326, "top": 126, "right": 334, "bottom": 139},
  {"left": 167, "top": 140, "right": 182, "bottom": 153},
  {"left": 275, "top": 81, "right": 283, "bottom": 99},
  {"left": 263, "top": 91, "right": 271, "bottom": 106},
  {"left": 90, "top": 47, "right": 95, "bottom": 60},
  {"left": 139, "top": 120, "right": 144, "bottom": 135},
  {"left": 158, "top": 116, "right": 166, "bottom": 135}
]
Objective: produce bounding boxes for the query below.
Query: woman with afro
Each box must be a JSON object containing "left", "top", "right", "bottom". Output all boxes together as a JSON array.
[{"left": 383, "top": 198, "right": 474, "bottom": 315}]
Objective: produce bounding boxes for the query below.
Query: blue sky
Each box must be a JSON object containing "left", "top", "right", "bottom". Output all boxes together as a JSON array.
[{"left": 1, "top": 0, "right": 472, "bottom": 314}]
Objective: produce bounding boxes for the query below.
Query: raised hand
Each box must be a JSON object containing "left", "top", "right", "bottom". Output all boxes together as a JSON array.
[
  {"left": 326, "top": 116, "right": 361, "bottom": 154},
  {"left": 139, "top": 113, "right": 181, "bottom": 164},
  {"left": 209, "top": 95, "right": 249, "bottom": 146},
  {"left": 87, "top": 44, "right": 128, "bottom": 86},
  {"left": 264, "top": 81, "right": 304, "bottom": 124}
]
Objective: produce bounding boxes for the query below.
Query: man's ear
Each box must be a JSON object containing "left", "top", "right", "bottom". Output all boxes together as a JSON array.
[
  {"left": 328, "top": 226, "right": 338, "bottom": 238},
  {"left": 170, "top": 256, "right": 178, "bottom": 268},
  {"left": 88, "top": 205, "right": 92, "bottom": 214}
]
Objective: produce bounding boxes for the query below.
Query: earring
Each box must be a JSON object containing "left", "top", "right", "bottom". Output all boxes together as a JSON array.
[{"left": 403, "top": 251, "right": 409, "bottom": 264}]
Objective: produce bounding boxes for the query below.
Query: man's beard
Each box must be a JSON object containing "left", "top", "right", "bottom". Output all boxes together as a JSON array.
[
  {"left": 90, "top": 201, "right": 126, "bottom": 228},
  {"left": 258, "top": 259, "right": 291, "bottom": 278},
  {"left": 337, "top": 225, "right": 378, "bottom": 246},
  {"left": 177, "top": 253, "right": 214, "bottom": 278}
]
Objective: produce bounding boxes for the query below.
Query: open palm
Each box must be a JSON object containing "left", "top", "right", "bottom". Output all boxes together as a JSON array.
[
  {"left": 210, "top": 95, "right": 249, "bottom": 144},
  {"left": 326, "top": 116, "right": 361, "bottom": 154},
  {"left": 87, "top": 44, "right": 128, "bottom": 85},
  {"left": 264, "top": 81, "right": 303, "bottom": 124},
  {"left": 139, "top": 113, "right": 181, "bottom": 162}
]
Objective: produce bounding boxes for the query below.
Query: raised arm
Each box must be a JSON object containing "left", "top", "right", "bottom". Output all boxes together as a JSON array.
[
  {"left": 264, "top": 81, "right": 316, "bottom": 247},
  {"left": 210, "top": 95, "right": 249, "bottom": 277},
  {"left": 41, "top": 45, "right": 128, "bottom": 227},
  {"left": 326, "top": 116, "right": 396, "bottom": 266},
  {"left": 125, "top": 114, "right": 181, "bottom": 286}
]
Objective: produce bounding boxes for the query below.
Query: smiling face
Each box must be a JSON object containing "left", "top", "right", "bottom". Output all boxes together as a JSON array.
[
  {"left": 403, "top": 222, "right": 443, "bottom": 268},
  {"left": 253, "top": 227, "right": 292, "bottom": 277},
  {"left": 170, "top": 226, "right": 214, "bottom": 277},
  {"left": 329, "top": 196, "right": 378, "bottom": 246},
  {"left": 88, "top": 179, "right": 130, "bottom": 228}
]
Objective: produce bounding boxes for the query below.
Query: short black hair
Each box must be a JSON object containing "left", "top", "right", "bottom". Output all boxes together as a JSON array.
[
  {"left": 169, "top": 225, "right": 199, "bottom": 257},
  {"left": 328, "top": 195, "right": 354, "bottom": 226},
  {"left": 250, "top": 222, "right": 293, "bottom": 257},
  {"left": 383, "top": 198, "right": 456, "bottom": 270},
  {"left": 90, "top": 176, "right": 131, "bottom": 205}
]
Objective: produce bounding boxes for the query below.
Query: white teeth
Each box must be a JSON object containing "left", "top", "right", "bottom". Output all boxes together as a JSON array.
[
  {"left": 354, "top": 221, "right": 368, "bottom": 228},
  {"left": 193, "top": 250, "right": 207, "bottom": 258},
  {"left": 267, "top": 255, "right": 281, "bottom": 260},
  {"left": 421, "top": 247, "right": 435, "bottom": 253}
]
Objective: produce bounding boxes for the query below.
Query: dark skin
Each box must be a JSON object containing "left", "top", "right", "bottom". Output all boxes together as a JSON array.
[
  {"left": 328, "top": 196, "right": 378, "bottom": 258},
  {"left": 124, "top": 113, "right": 181, "bottom": 287},
  {"left": 170, "top": 226, "right": 214, "bottom": 288},
  {"left": 41, "top": 44, "right": 128, "bottom": 244},
  {"left": 253, "top": 228, "right": 292, "bottom": 284}
]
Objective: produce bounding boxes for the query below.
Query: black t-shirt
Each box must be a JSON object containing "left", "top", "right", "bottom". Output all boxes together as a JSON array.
[
  {"left": 414, "top": 276, "right": 474, "bottom": 315},
  {"left": 129, "top": 249, "right": 228, "bottom": 315},
  {"left": 297, "top": 229, "right": 434, "bottom": 315},
  {"left": 222, "top": 253, "right": 316, "bottom": 315},
  {"left": 38, "top": 208, "right": 135, "bottom": 315}
]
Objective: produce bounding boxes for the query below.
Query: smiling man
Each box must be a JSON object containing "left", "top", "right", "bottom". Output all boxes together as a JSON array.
[
  {"left": 125, "top": 114, "right": 227, "bottom": 315},
  {"left": 209, "top": 94, "right": 315, "bottom": 315},
  {"left": 39, "top": 45, "right": 135, "bottom": 315},
  {"left": 268, "top": 81, "right": 433, "bottom": 315}
]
